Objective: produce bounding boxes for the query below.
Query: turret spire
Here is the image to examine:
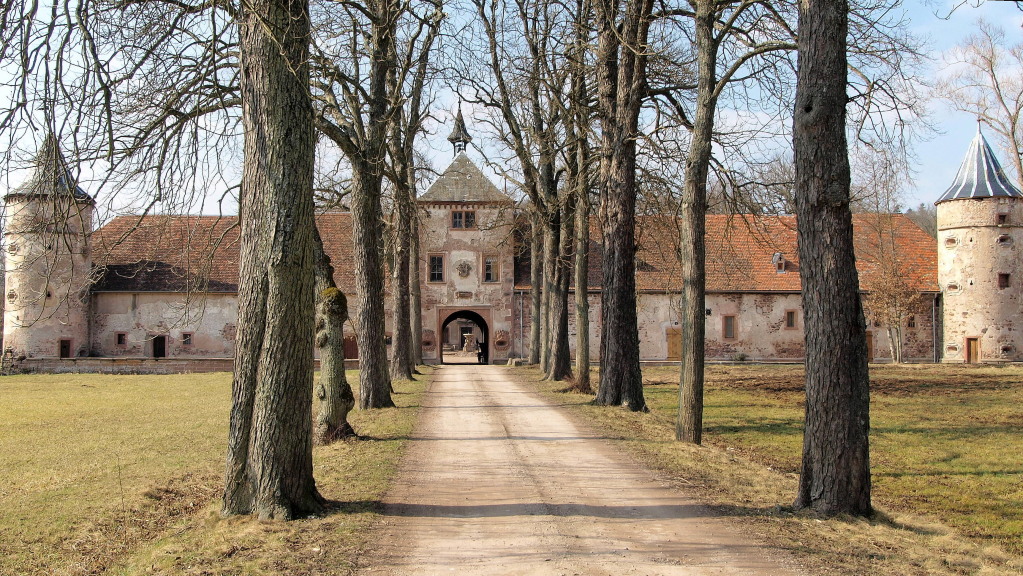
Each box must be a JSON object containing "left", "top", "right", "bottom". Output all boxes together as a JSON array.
[
  {"left": 447, "top": 107, "right": 472, "bottom": 157},
  {"left": 936, "top": 124, "right": 1023, "bottom": 204},
  {"left": 8, "top": 132, "right": 93, "bottom": 203}
]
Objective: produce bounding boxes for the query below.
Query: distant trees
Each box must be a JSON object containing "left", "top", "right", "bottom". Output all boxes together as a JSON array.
[{"left": 937, "top": 20, "right": 1023, "bottom": 189}]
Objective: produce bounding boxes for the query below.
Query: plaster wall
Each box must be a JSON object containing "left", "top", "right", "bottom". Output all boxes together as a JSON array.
[
  {"left": 938, "top": 197, "right": 1023, "bottom": 362},
  {"left": 418, "top": 202, "right": 516, "bottom": 363},
  {"left": 3, "top": 196, "right": 93, "bottom": 358},
  {"left": 90, "top": 292, "right": 238, "bottom": 357}
]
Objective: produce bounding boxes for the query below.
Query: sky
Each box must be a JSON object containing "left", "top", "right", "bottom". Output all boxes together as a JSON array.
[
  {"left": 1, "top": 0, "right": 1021, "bottom": 214},
  {"left": 902, "top": 0, "right": 1022, "bottom": 208}
]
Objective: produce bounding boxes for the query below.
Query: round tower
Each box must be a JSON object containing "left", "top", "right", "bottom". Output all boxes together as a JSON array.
[
  {"left": 936, "top": 127, "right": 1023, "bottom": 363},
  {"left": 3, "top": 134, "right": 95, "bottom": 359}
]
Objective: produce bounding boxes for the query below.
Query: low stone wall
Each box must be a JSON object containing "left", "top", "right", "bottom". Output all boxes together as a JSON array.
[{"left": 11, "top": 357, "right": 359, "bottom": 374}]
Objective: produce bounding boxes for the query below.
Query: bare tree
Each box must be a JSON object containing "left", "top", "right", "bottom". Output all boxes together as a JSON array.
[
  {"left": 792, "top": 0, "right": 871, "bottom": 516},
  {"left": 313, "top": 225, "right": 356, "bottom": 443},
  {"left": 222, "top": 0, "right": 323, "bottom": 519},
  {"left": 457, "top": 0, "right": 578, "bottom": 380},
  {"left": 386, "top": 1, "right": 443, "bottom": 381},
  {"left": 312, "top": 0, "right": 406, "bottom": 409},
  {"left": 936, "top": 20, "right": 1023, "bottom": 189},
  {"left": 592, "top": 0, "right": 653, "bottom": 411}
]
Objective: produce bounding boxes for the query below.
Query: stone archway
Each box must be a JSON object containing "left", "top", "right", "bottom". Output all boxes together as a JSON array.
[{"left": 439, "top": 309, "right": 490, "bottom": 364}]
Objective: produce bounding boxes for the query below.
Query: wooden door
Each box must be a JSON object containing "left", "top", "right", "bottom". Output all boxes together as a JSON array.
[
  {"left": 966, "top": 338, "right": 980, "bottom": 364},
  {"left": 344, "top": 335, "right": 359, "bottom": 359},
  {"left": 666, "top": 327, "right": 682, "bottom": 361}
]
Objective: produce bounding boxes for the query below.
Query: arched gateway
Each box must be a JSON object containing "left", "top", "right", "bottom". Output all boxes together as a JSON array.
[
  {"left": 416, "top": 112, "right": 517, "bottom": 365},
  {"left": 439, "top": 309, "right": 490, "bottom": 364}
]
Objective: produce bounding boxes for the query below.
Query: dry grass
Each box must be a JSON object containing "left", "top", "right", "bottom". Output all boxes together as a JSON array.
[
  {"left": 0, "top": 368, "right": 431, "bottom": 576},
  {"left": 526, "top": 363, "right": 1023, "bottom": 576}
]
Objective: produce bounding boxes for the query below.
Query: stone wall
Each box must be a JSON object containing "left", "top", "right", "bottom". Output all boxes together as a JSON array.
[{"left": 938, "top": 196, "right": 1023, "bottom": 362}]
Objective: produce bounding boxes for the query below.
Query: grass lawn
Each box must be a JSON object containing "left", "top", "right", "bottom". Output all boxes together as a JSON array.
[
  {"left": 528, "top": 363, "right": 1023, "bottom": 575},
  {"left": 0, "top": 369, "right": 430, "bottom": 576}
]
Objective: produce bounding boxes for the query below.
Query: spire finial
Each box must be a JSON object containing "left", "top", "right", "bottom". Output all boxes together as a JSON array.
[{"left": 447, "top": 104, "right": 472, "bottom": 157}]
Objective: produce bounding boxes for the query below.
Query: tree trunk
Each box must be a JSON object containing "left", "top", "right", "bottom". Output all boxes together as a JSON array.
[
  {"left": 887, "top": 325, "right": 902, "bottom": 364},
  {"left": 389, "top": 167, "right": 415, "bottom": 381},
  {"left": 528, "top": 211, "right": 543, "bottom": 364},
  {"left": 676, "top": 0, "right": 716, "bottom": 444},
  {"left": 312, "top": 226, "right": 355, "bottom": 444},
  {"left": 223, "top": 0, "right": 323, "bottom": 519},
  {"left": 570, "top": 0, "right": 592, "bottom": 394},
  {"left": 572, "top": 181, "right": 592, "bottom": 392},
  {"left": 593, "top": 0, "right": 651, "bottom": 412},
  {"left": 410, "top": 210, "right": 424, "bottom": 367},
  {"left": 540, "top": 216, "right": 558, "bottom": 374},
  {"left": 792, "top": 0, "right": 872, "bottom": 516},
  {"left": 352, "top": 164, "right": 395, "bottom": 409},
  {"left": 547, "top": 195, "right": 574, "bottom": 382}
]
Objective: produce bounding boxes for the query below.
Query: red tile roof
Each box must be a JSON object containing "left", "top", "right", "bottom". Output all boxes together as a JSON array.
[
  {"left": 92, "top": 213, "right": 358, "bottom": 292},
  {"left": 92, "top": 212, "right": 937, "bottom": 295},
  {"left": 518, "top": 214, "right": 938, "bottom": 294}
]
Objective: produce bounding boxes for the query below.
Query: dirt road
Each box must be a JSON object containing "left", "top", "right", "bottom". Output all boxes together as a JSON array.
[{"left": 361, "top": 363, "right": 803, "bottom": 575}]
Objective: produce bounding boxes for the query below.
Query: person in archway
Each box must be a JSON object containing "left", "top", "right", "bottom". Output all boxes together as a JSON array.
[{"left": 477, "top": 338, "right": 485, "bottom": 364}]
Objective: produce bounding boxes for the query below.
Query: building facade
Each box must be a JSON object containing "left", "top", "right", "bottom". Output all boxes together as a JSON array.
[{"left": 7, "top": 126, "right": 1017, "bottom": 370}]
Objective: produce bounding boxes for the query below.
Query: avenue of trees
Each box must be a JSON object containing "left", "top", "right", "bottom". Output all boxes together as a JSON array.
[{"left": 1, "top": 0, "right": 1001, "bottom": 519}]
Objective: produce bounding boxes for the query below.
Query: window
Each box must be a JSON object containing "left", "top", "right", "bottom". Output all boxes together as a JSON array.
[
  {"left": 997, "top": 213, "right": 1009, "bottom": 225},
  {"left": 429, "top": 255, "right": 445, "bottom": 282},
  {"left": 998, "top": 234, "right": 1012, "bottom": 245},
  {"left": 999, "top": 273, "right": 1011, "bottom": 289},
  {"left": 59, "top": 339, "right": 72, "bottom": 359},
  {"left": 723, "top": 315, "right": 737, "bottom": 340},
  {"left": 452, "top": 210, "right": 476, "bottom": 229},
  {"left": 907, "top": 316, "right": 916, "bottom": 328},
  {"left": 772, "top": 253, "right": 786, "bottom": 273},
  {"left": 483, "top": 255, "right": 499, "bottom": 283},
  {"left": 181, "top": 332, "right": 193, "bottom": 346},
  {"left": 116, "top": 332, "right": 127, "bottom": 347},
  {"left": 944, "top": 236, "right": 958, "bottom": 248},
  {"left": 784, "top": 310, "right": 797, "bottom": 329}
]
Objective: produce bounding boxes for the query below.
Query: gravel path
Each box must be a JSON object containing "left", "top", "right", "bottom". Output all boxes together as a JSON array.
[{"left": 360, "top": 363, "right": 803, "bottom": 575}]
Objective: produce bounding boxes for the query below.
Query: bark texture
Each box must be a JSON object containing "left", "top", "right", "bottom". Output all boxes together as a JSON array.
[
  {"left": 528, "top": 212, "right": 543, "bottom": 365},
  {"left": 792, "top": 0, "right": 872, "bottom": 516},
  {"left": 410, "top": 213, "right": 424, "bottom": 366},
  {"left": 593, "top": 0, "right": 652, "bottom": 411},
  {"left": 313, "top": 226, "right": 355, "bottom": 444},
  {"left": 389, "top": 169, "right": 415, "bottom": 381},
  {"left": 222, "top": 0, "right": 322, "bottom": 519},
  {"left": 569, "top": 0, "right": 592, "bottom": 393},
  {"left": 547, "top": 195, "right": 574, "bottom": 382},
  {"left": 676, "top": 0, "right": 716, "bottom": 444},
  {"left": 352, "top": 165, "right": 395, "bottom": 408}
]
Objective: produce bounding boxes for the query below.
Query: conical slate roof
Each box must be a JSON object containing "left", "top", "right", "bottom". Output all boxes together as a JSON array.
[
  {"left": 447, "top": 109, "right": 472, "bottom": 151},
  {"left": 418, "top": 153, "right": 513, "bottom": 204},
  {"left": 936, "top": 127, "right": 1023, "bottom": 204},
  {"left": 8, "top": 133, "right": 94, "bottom": 203}
]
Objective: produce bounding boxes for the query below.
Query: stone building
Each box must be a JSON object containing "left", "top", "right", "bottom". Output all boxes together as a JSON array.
[
  {"left": 10, "top": 123, "right": 1013, "bottom": 371},
  {"left": 936, "top": 127, "right": 1023, "bottom": 363}
]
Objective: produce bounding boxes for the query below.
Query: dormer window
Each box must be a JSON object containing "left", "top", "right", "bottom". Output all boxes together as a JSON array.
[
  {"left": 452, "top": 210, "right": 476, "bottom": 229},
  {"left": 772, "top": 252, "right": 786, "bottom": 273}
]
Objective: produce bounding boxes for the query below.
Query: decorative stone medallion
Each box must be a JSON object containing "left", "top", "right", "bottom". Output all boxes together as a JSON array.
[{"left": 456, "top": 260, "right": 472, "bottom": 278}]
